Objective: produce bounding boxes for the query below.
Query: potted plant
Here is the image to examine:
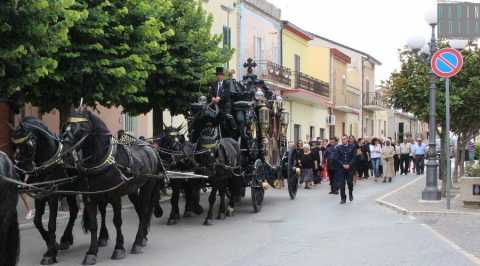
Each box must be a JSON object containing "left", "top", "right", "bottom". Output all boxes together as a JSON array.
[{"left": 460, "top": 163, "right": 480, "bottom": 207}]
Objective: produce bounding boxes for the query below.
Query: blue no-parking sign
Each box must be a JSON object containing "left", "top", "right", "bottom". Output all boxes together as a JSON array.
[{"left": 431, "top": 48, "right": 463, "bottom": 78}]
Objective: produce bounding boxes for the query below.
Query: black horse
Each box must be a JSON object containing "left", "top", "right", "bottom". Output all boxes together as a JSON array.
[
  {"left": 62, "top": 111, "right": 163, "bottom": 265},
  {"left": 156, "top": 128, "right": 204, "bottom": 225},
  {"left": 0, "top": 151, "right": 20, "bottom": 266},
  {"left": 196, "top": 129, "right": 242, "bottom": 225},
  {"left": 12, "top": 117, "right": 112, "bottom": 265},
  {"left": 190, "top": 102, "right": 243, "bottom": 225}
]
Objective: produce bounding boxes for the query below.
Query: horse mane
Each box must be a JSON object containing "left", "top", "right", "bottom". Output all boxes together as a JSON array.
[
  {"left": 70, "top": 111, "right": 111, "bottom": 137},
  {"left": 21, "top": 117, "right": 54, "bottom": 135}
]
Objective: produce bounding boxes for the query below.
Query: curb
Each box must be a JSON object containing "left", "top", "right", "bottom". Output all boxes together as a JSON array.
[
  {"left": 20, "top": 197, "right": 171, "bottom": 231},
  {"left": 375, "top": 177, "right": 480, "bottom": 217}
]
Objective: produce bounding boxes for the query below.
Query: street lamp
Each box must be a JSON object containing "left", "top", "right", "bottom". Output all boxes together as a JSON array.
[{"left": 407, "top": 5, "right": 441, "bottom": 201}]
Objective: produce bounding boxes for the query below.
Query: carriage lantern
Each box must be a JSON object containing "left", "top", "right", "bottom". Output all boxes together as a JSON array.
[
  {"left": 280, "top": 110, "right": 289, "bottom": 136},
  {"left": 258, "top": 104, "right": 270, "bottom": 137}
]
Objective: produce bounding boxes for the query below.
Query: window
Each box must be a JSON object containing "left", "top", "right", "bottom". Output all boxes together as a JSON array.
[
  {"left": 457, "top": 5, "right": 462, "bottom": 18},
  {"left": 384, "top": 121, "right": 387, "bottom": 136},
  {"left": 319, "top": 128, "right": 325, "bottom": 139},
  {"left": 349, "top": 124, "right": 353, "bottom": 136},
  {"left": 223, "top": 26, "right": 231, "bottom": 49},
  {"left": 310, "top": 126, "right": 315, "bottom": 140},
  {"left": 294, "top": 124, "right": 301, "bottom": 143},
  {"left": 365, "top": 79, "right": 370, "bottom": 92},
  {"left": 449, "top": 20, "right": 454, "bottom": 33},
  {"left": 255, "top": 37, "right": 263, "bottom": 61},
  {"left": 342, "top": 122, "right": 346, "bottom": 136},
  {"left": 123, "top": 113, "right": 138, "bottom": 136}
]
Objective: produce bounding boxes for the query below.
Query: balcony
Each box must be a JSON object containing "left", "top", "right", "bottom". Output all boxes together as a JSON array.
[
  {"left": 256, "top": 60, "right": 292, "bottom": 88},
  {"left": 363, "top": 92, "right": 387, "bottom": 111},
  {"left": 294, "top": 72, "right": 330, "bottom": 98},
  {"left": 335, "top": 90, "right": 361, "bottom": 113}
]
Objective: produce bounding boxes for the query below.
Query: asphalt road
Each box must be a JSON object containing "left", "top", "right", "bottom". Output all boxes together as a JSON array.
[{"left": 18, "top": 175, "right": 477, "bottom": 266}]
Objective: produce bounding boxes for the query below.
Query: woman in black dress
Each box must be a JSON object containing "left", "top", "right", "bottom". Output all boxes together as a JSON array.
[{"left": 301, "top": 144, "right": 315, "bottom": 189}]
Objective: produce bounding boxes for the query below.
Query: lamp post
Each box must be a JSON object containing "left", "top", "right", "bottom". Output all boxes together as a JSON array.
[{"left": 407, "top": 7, "right": 441, "bottom": 201}]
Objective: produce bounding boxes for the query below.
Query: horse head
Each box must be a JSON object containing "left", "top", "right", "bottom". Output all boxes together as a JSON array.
[
  {"left": 62, "top": 111, "right": 111, "bottom": 169},
  {"left": 12, "top": 122, "right": 37, "bottom": 173}
]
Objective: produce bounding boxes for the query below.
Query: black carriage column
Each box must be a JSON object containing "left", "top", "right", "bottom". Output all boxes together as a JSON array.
[{"left": 334, "top": 136, "right": 356, "bottom": 204}]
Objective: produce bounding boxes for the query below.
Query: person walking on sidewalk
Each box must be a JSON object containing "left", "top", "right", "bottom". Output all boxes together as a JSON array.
[
  {"left": 370, "top": 138, "right": 382, "bottom": 181},
  {"left": 326, "top": 137, "right": 339, "bottom": 194},
  {"left": 381, "top": 139, "right": 395, "bottom": 183},
  {"left": 334, "top": 135, "right": 357, "bottom": 204},
  {"left": 412, "top": 138, "right": 427, "bottom": 175},
  {"left": 399, "top": 139, "right": 411, "bottom": 175},
  {"left": 356, "top": 138, "right": 370, "bottom": 180}
]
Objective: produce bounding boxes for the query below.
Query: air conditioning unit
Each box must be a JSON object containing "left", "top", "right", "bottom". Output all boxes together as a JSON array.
[{"left": 326, "top": 115, "right": 336, "bottom": 126}]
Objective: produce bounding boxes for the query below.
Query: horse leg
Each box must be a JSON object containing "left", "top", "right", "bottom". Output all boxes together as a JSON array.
[
  {"left": 39, "top": 197, "right": 59, "bottom": 265},
  {"left": 183, "top": 181, "right": 194, "bottom": 218},
  {"left": 217, "top": 184, "right": 227, "bottom": 220},
  {"left": 131, "top": 182, "right": 155, "bottom": 254},
  {"left": 58, "top": 195, "right": 79, "bottom": 250},
  {"left": 33, "top": 199, "right": 51, "bottom": 264},
  {"left": 203, "top": 187, "right": 217, "bottom": 226},
  {"left": 192, "top": 180, "right": 204, "bottom": 215},
  {"left": 110, "top": 197, "right": 126, "bottom": 260},
  {"left": 98, "top": 201, "right": 109, "bottom": 247},
  {"left": 82, "top": 200, "right": 99, "bottom": 265},
  {"left": 167, "top": 182, "right": 180, "bottom": 225}
]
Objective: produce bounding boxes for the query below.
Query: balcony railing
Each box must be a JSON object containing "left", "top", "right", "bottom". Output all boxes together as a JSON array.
[
  {"left": 345, "top": 90, "right": 361, "bottom": 109},
  {"left": 256, "top": 60, "right": 292, "bottom": 87},
  {"left": 295, "top": 72, "right": 330, "bottom": 97},
  {"left": 363, "top": 92, "right": 387, "bottom": 109}
]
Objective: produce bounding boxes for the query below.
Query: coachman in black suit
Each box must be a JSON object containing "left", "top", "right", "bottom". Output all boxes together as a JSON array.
[{"left": 209, "top": 67, "right": 236, "bottom": 137}]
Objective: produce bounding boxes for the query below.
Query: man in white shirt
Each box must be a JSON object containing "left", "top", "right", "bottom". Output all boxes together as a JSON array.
[
  {"left": 399, "top": 139, "right": 412, "bottom": 175},
  {"left": 411, "top": 138, "right": 427, "bottom": 175}
]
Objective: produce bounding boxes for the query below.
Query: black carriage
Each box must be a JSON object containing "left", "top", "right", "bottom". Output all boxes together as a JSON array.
[{"left": 188, "top": 58, "right": 296, "bottom": 213}]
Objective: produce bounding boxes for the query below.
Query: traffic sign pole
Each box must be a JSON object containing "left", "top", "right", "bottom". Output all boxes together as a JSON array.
[
  {"left": 431, "top": 47, "right": 463, "bottom": 209},
  {"left": 445, "top": 78, "right": 451, "bottom": 210}
]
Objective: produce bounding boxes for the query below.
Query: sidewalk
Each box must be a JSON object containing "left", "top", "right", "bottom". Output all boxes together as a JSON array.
[
  {"left": 376, "top": 175, "right": 480, "bottom": 216},
  {"left": 377, "top": 175, "right": 480, "bottom": 262}
]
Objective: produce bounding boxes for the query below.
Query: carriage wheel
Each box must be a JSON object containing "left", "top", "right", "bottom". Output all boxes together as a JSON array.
[
  {"left": 287, "top": 148, "right": 298, "bottom": 200},
  {"left": 251, "top": 186, "right": 264, "bottom": 213},
  {"left": 252, "top": 159, "right": 265, "bottom": 212}
]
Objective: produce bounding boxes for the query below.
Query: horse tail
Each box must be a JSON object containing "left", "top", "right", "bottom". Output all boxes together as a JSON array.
[{"left": 82, "top": 206, "right": 90, "bottom": 234}]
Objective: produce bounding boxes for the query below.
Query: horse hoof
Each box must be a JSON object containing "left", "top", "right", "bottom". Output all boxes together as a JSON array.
[
  {"left": 216, "top": 213, "right": 226, "bottom": 220},
  {"left": 203, "top": 219, "right": 214, "bottom": 226},
  {"left": 226, "top": 207, "right": 235, "bottom": 217},
  {"left": 82, "top": 254, "right": 97, "bottom": 265},
  {"left": 167, "top": 219, "right": 177, "bottom": 225},
  {"left": 98, "top": 238, "right": 108, "bottom": 247},
  {"left": 140, "top": 237, "right": 148, "bottom": 247},
  {"left": 131, "top": 244, "right": 144, "bottom": 254},
  {"left": 183, "top": 211, "right": 193, "bottom": 218},
  {"left": 193, "top": 205, "right": 204, "bottom": 215},
  {"left": 40, "top": 256, "right": 57, "bottom": 265},
  {"left": 58, "top": 241, "right": 71, "bottom": 251},
  {"left": 111, "top": 248, "right": 126, "bottom": 260},
  {"left": 154, "top": 205, "right": 163, "bottom": 218}
]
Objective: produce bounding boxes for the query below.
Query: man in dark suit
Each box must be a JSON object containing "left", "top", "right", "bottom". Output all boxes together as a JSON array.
[
  {"left": 209, "top": 67, "right": 236, "bottom": 136},
  {"left": 325, "top": 137, "right": 339, "bottom": 194},
  {"left": 334, "top": 135, "right": 357, "bottom": 204}
]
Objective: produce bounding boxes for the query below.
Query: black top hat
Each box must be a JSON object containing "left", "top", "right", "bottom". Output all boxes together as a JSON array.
[{"left": 215, "top": 67, "right": 224, "bottom": 75}]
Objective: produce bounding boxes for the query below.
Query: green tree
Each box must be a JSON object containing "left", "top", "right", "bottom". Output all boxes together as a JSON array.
[
  {"left": 383, "top": 44, "right": 480, "bottom": 182},
  {"left": 123, "top": 0, "right": 232, "bottom": 136},
  {"left": 27, "top": 0, "right": 172, "bottom": 128},
  {"left": 0, "top": 0, "right": 85, "bottom": 153}
]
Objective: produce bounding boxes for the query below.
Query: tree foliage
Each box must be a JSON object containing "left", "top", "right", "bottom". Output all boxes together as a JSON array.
[
  {"left": 382, "top": 44, "right": 480, "bottom": 138},
  {"left": 124, "top": 0, "right": 233, "bottom": 116},
  {"left": 27, "top": 0, "right": 172, "bottom": 120},
  {"left": 0, "top": 0, "right": 86, "bottom": 99}
]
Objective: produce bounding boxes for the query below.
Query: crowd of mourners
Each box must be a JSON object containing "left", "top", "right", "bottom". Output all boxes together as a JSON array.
[{"left": 287, "top": 135, "right": 428, "bottom": 204}]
